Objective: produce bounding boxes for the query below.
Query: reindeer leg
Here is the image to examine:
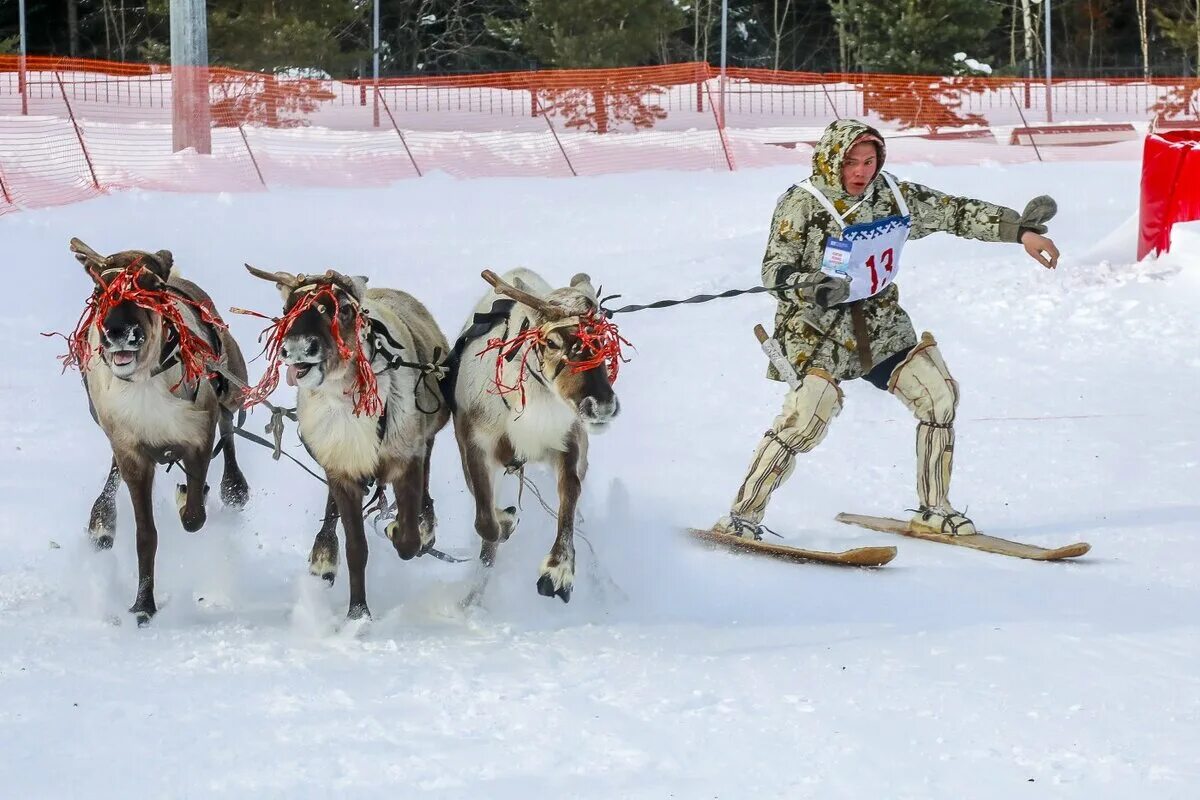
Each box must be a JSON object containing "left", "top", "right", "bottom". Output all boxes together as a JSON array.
[
  {"left": 218, "top": 410, "right": 249, "bottom": 509},
  {"left": 309, "top": 489, "right": 340, "bottom": 585},
  {"left": 118, "top": 452, "right": 159, "bottom": 625},
  {"left": 456, "top": 426, "right": 503, "bottom": 566},
  {"left": 537, "top": 431, "right": 584, "bottom": 603},
  {"left": 331, "top": 478, "right": 370, "bottom": 620},
  {"left": 175, "top": 444, "right": 211, "bottom": 534},
  {"left": 418, "top": 438, "right": 437, "bottom": 551},
  {"left": 89, "top": 457, "right": 121, "bottom": 550},
  {"left": 388, "top": 455, "right": 430, "bottom": 561}
]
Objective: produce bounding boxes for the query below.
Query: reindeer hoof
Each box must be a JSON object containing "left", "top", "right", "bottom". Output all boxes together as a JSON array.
[
  {"left": 220, "top": 477, "right": 249, "bottom": 510},
  {"left": 308, "top": 564, "right": 336, "bottom": 586},
  {"left": 536, "top": 573, "right": 572, "bottom": 604},
  {"left": 176, "top": 484, "right": 210, "bottom": 532},
  {"left": 309, "top": 541, "right": 338, "bottom": 585},
  {"left": 129, "top": 602, "right": 156, "bottom": 626},
  {"left": 347, "top": 602, "right": 371, "bottom": 621},
  {"left": 498, "top": 506, "right": 519, "bottom": 541},
  {"left": 537, "top": 558, "right": 574, "bottom": 603},
  {"left": 386, "top": 521, "right": 423, "bottom": 561},
  {"left": 536, "top": 574, "right": 572, "bottom": 603}
]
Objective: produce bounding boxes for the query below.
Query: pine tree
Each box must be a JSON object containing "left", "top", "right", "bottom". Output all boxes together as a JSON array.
[
  {"left": 488, "top": 0, "right": 684, "bottom": 132},
  {"left": 494, "top": 0, "right": 683, "bottom": 68},
  {"left": 207, "top": 0, "right": 368, "bottom": 74},
  {"left": 832, "top": 0, "right": 1001, "bottom": 74},
  {"left": 1153, "top": 1, "right": 1200, "bottom": 74}
]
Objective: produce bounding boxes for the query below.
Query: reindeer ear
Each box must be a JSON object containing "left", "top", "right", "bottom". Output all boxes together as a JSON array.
[
  {"left": 137, "top": 250, "right": 173, "bottom": 282},
  {"left": 570, "top": 272, "right": 598, "bottom": 303}
]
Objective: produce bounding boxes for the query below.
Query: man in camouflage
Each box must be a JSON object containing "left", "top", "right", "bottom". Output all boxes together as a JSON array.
[{"left": 715, "top": 119, "right": 1060, "bottom": 540}]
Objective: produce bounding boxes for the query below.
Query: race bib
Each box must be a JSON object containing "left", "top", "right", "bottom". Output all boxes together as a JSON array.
[
  {"left": 801, "top": 172, "right": 913, "bottom": 303},
  {"left": 823, "top": 215, "right": 910, "bottom": 302}
]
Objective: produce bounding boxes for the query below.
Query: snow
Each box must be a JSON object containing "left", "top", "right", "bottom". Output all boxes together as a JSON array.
[
  {"left": 954, "top": 52, "right": 994, "bottom": 75},
  {"left": 2, "top": 160, "right": 1198, "bottom": 798}
]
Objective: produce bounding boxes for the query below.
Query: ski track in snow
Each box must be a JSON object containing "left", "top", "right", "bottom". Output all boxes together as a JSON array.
[{"left": 1, "top": 162, "right": 1197, "bottom": 798}]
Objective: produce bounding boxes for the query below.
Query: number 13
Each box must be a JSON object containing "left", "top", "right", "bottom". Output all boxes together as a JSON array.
[{"left": 864, "top": 248, "right": 895, "bottom": 293}]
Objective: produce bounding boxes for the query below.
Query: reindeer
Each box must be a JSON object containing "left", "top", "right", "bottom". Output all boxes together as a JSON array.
[
  {"left": 243, "top": 266, "right": 450, "bottom": 620},
  {"left": 61, "top": 238, "right": 250, "bottom": 625},
  {"left": 448, "top": 269, "right": 624, "bottom": 602}
]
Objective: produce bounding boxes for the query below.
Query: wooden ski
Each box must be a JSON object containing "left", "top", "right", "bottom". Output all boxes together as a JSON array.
[
  {"left": 687, "top": 527, "right": 897, "bottom": 567},
  {"left": 835, "top": 513, "right": 1090, "bottom": 561}
]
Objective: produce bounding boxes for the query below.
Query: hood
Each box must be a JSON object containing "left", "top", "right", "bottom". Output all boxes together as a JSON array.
[{"left": 810, "top": 119, "right": 887, "bottom": 206}]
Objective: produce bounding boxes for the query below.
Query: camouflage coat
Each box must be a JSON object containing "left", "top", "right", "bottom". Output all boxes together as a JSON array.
[{"left": 764, "top": 119, "right": 1028, "bottom": 383}]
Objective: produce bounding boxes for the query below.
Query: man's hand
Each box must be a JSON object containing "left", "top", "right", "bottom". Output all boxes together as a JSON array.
[
  {"left": 788, "top": 272, "right": 851, "bottom": 308},
  {"left": 1021, "top": 230, "right": 1060, "bottom": 269}
]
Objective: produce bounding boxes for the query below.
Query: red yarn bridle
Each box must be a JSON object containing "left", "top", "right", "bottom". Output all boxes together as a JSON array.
[
  {"left": 240, "top": 282, "right": 383, "bottom": 417},
  {"left": 477, "top": 309, "right": 630, "bottom": 409},
  {"left": 47, "top": 258, "right": 226, "bottom": 391}
]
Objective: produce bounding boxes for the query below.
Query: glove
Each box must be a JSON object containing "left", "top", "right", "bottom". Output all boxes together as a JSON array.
[
  {"left": 999, "top": 195, "right": 1058, "bottom": 242},
  {"left": 1018, "top": 195, "right": 1057, "bottom": 235},
  {"left": 792, "top": 272, "right": 851, "bottom": 308}
]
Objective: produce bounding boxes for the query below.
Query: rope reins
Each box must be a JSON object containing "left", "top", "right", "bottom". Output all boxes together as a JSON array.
[
  {"left": 600, "top": 283, "right": 791, "bottom": 317},
  {"left": 203, "top": 359, "right": 467, "bottom": 564}
]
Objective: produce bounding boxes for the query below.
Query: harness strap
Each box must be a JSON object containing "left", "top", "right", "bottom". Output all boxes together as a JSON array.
[
  {"left": 798, "top": 172, "right": 908, "bottom": 230},
  {"left": 439, "top": 299, "right": 518, "bottom": 412},
  {"left": 219, "top": 421, "right": 469, "bottom": 564},
  {"left": 849, "top": 303, "right": 874, "bottom": 373},
  {"left": 365, "top": 317, "right": 446, "bottom": 417}
]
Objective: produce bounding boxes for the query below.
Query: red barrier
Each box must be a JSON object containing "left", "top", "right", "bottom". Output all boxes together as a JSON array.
[{"left": 1138, "top": 131, "right": 1200, "bottom": 260}]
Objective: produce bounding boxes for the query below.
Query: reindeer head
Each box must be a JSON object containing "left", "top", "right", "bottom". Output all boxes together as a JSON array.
[
  {"left": 70, "top": 237, "right": 176, "bottom": 381},
  {"left": 484, "top": 270, "right": 623, "bottom": 429},
  {"left": 245, "top": 265, "right": 371, "bottom": 394}
]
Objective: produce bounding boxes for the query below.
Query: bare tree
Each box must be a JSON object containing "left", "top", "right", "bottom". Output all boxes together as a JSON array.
[
  {"left": 1009, "top": 0, "right": 1017, "bottom": 68},
  {"left": 702, "top": 0, "right": 713, "bottom": 63},
  {"left": 829, "top": 0, "right": 848, "bottom": 72},
  {"left": 1021, "top": 0, "right": 1035, "bottom": 76},
  {"left": 101, "top": 0, "right": 145, "bottom": 61},
  {"left": 68, "top": 0, "right": 80, "bottom": 57},
  {"left": 1136, "top": 0, "right": 1150, "bottom": 78},
  {"left": 772, "top": 0, "right": 794, "bottom": 70}
]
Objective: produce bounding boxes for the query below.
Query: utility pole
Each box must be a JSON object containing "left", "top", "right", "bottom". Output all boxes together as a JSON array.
[
  {"left": 1021, "top": 0, "right": 1033, "bottom": 108},
  {"left": 171, "top": 0, "right": 212, "bottom": 154},
  {"left": 1044, "top": 0, "right": 1053, "bottom": 122},
  {"left": 719, "top": 0, "right": 728, "bottom": 127},
  {"left": 18, "top": 0, "right": 27, "bottom": 115},
  {"left": 372, "top": 0, "right": 381, "bottom": 127}
]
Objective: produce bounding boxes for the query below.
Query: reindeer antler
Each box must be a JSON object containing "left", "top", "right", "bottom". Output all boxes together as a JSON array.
[
  {"left": 320, "top": 269, "right": 366, "bottom": 300},
  {"left": 245, "top": 263, "right": 302, "bottom": 289},
  {"left": 69, "top": 237, "right": 109, "bottom": 267},
  {"left": 481, "top": 269, "right": 567, "bottom": 319}
]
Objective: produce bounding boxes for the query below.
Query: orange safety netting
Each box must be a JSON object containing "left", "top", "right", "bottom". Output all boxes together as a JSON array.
[{"left": 0, "top": 56, "right": 1196, "bottom": 215}]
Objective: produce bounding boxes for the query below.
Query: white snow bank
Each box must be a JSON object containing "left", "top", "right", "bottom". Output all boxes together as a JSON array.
[{"left": 1, "top": 161, "right": 1197, "bottom": 798}]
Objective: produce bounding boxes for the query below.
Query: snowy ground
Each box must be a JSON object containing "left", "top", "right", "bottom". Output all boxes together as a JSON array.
[{"left": 1, "top": 160, "right": 1197, "bottom": 798}]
